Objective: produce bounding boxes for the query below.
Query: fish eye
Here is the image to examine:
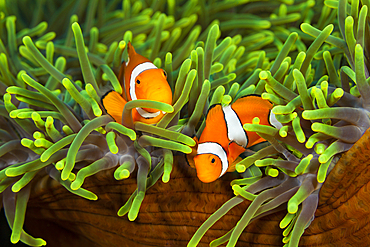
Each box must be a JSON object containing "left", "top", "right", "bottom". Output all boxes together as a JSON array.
[
  {"left": 211, "top": 158, "right": 215, "bottom": 163},
  {"left": 163, "top": 70, "right": 167, "bottom": 78},
  {"left": 136, "top": 79, "right": 140, "bottom": 84}
]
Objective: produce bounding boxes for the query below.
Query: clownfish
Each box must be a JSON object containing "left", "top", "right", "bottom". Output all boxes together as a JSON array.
[
  {"left": 101, "top": 42, "right": 172, "bottom": 124},
  {"left": 186, "top": 95, "right": 282, "bottom": 183}
]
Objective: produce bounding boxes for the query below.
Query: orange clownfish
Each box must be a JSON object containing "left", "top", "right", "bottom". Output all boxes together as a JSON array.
[
  {"left": 101, "top": 42, "right": 172, "bottom": 124},
  {"left": 187, "top": 95, "right": 282, "bottom": 183}
]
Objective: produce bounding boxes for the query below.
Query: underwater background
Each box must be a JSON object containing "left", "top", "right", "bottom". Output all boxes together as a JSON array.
[
  {"left": 1, "top": 209, "right": 26, "bottom": 246},
  {"left": 1, "top": 0, "right": 370, "bottom": 246}
]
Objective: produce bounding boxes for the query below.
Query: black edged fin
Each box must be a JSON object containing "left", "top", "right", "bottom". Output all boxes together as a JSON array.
[
  {"left": 185, "top": 135, "right": 198, "bottom": 169},
  {"left": 205, "top": 103, "right": 222, "bottom": 119},
  {"left": 101, "top": 90, "right": 127, "bottom": 124}
]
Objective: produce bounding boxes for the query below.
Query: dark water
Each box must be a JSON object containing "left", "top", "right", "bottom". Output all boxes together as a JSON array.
[{"left": 0, "top": 209, "right": 27, "bottom": 247}]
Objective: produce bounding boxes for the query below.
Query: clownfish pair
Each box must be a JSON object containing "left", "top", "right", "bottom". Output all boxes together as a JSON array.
[
  {"left": 186, "top": 95, "right": 282, "bottom": 183},
  {"left": 101, "top": 42, "right": 172, "bottom": 124}
]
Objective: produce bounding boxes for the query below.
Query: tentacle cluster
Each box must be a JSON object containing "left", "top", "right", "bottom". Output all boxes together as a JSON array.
[{"left": 188, "top": 0, "right": 370, "bottom": 246}]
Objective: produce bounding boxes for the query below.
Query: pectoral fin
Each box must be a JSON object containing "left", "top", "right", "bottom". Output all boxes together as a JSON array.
[
  {"left": 227, "top": 141, "right": 246, "bottom": 171},
  {"left": 101, "top": 90, "right": 127, "bottom": 124},
  {"left": 227, "top": 156, "right": 243, "bottom": 172},
  {"left": 185, "top": 136, "right": 198, "bottom": 169}
]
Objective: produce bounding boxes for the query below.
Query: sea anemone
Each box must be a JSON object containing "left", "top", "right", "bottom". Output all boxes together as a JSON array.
[
  {"left": 189, "top": 0, "right": 370, "bottom": 246},
  {"left": 0, "top": 0, "right": 369, "bottom": 246}
]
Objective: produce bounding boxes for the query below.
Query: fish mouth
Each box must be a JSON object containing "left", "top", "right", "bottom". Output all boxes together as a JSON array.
[
  {"left": 194, "top": 162, "right": 221, "bottom": 183},
  {"left": 143, "top": 97, "right": 172, "bottom": 113},
  {"left": 143, "top": 87, "right": 172, "bottom": 113},
  {"left": 196, "top": 170, "right": 219, "bottom": 183},
  {"left": 143, "top": 107, "right": 162, "bottom": 113},
  {"left": 136, "top": 107, "right": 161, "bottom": 119},
  {"left": 137, "top": 91, "right": 170, "bottom": 114}
]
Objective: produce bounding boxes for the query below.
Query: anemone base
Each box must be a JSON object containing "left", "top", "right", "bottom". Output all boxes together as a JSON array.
[{"left": 24, "top": 150, "right": 370, "bottom": 247}]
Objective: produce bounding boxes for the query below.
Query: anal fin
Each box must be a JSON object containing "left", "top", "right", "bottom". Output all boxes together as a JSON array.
[{"left": 249, "top": 137, "right": 266, "bottom": 147}]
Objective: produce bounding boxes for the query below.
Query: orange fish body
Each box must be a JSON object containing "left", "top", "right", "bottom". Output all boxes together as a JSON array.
[
  {"left": 191, "top": 95, "right": 282, "bottom": 183},
  {"left": 102, "top": 42, "right": 172, "bottom": 124}
]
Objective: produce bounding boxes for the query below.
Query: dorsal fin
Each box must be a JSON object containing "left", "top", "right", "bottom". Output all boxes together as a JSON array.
[
  {"left": 231, "top": 95, "right": 273, "bottom": 128},
  {"left": 127, "top": 42, "right": 137, "bottom": 57},
  {"left": 205, "top": 103, "right": 221, "bottom": 118},
  {"left": 199, "top": 103, "right": 229, "bottom": 147},
  {"left": 233, "top": 95, "right": 272, "bottom": 110}
]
